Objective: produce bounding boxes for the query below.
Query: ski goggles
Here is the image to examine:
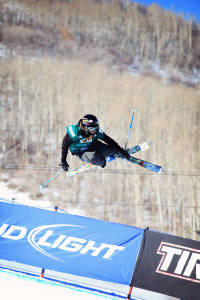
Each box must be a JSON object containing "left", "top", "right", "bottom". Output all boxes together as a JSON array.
[{"left": 86, "top": 126, "right": 99, "bottom": 133}]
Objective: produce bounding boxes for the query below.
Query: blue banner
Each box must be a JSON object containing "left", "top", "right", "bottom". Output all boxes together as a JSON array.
[{"left": 0, "top": 200, "right": 144, "bottom": 286}]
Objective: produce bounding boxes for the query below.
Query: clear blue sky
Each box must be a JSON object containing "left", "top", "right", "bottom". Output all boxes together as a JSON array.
[{"left": 130, "top": 0, "right": 200, "bottom": 22}]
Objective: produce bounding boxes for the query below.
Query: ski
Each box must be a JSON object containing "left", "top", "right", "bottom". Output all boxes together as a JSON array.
[
  {"left": 66, "top": 141, "right": 150, "bottom": 177},
  {"left": 129, "top": 141, "right": 150, "bottom": 154},
  {"left": 125, "top": 156, "right": 163, "bottom": 174},
  {"left": 106, "top": 141, "right": 149, "bottom": 162},
  {"left": 67, "top": 163, "right": 94, "bottom": 177}
]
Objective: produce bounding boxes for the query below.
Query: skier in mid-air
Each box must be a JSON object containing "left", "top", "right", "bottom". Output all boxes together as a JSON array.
[{"left": 60, "top": 114, "right": 131, "bottom": 172}]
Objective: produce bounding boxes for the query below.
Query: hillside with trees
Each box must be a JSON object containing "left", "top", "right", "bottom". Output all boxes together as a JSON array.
[{"left": 0, "top": 0, "right": 200, "bottom": 240}]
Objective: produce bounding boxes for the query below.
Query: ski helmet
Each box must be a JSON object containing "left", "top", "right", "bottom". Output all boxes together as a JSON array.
[{"left": 79, "top": 114, "right": 99, "bottom": 134}]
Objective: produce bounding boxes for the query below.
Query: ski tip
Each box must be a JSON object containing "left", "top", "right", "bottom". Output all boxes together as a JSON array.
[
  {"left": 145, "top": 141, "right": 151, "bottom": 150},
  {"left": 146, "top": 141, "right": 151, "bottom": 149},
  {"left": 145, "top": 141, "right": 150, "bottom": 150},
  {"left": 158, "top": 167, "right": 163, "bottom": 174},
  {"left": 139, "top": 141, "right": 150, "bottom": 151},
  {"left": 40, "top": 184, "right": 48, "bottom": 190}
]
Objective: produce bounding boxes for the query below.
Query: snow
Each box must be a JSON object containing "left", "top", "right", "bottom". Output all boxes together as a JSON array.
[
  {"left": 0, "top": 180, "right": 51, "bottom": 208},
  {"left": 0, "top": 269, "right": 115, "bottom": 300},
  {"left": 128, "top": 62, "right": 200, "bottom": 86},
  {"left": 0, "top": 44, "right": 8, "bottom": 58}
]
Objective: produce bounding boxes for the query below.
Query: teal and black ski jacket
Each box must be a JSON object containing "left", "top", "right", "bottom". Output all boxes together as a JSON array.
[{"left": 61, "top": 123, "right": 123, "bottom": 163}]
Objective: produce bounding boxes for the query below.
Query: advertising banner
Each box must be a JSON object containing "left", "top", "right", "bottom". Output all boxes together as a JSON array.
[
  {"left": 131, "top": 228, "right": 200, "bottom": 300},
  {"left": 0, "top": 200, "right": 144, "bottom": 286}
]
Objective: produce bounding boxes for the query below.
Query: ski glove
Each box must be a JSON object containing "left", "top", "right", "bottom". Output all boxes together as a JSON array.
[
  {"left": 60, "top": 161, "right": 69, "bottom": 172},
  {"left": 120, "top": 148, "right": 131, "bottom": 160}
]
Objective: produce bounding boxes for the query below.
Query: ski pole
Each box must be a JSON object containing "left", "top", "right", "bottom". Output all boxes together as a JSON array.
[
  {"left": 40, "top": 169, "right": 63, "bottom": 189},
  {"left": 125, "top": 108, "right": 136, "bottom": 150}
]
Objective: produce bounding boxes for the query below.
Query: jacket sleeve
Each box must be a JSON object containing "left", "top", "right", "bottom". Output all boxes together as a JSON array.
[
  {"left": 61, "top": 133, "right": 73, "bottom": 163},
  {"left": 101, "top": 133, "right": 124, "bottom": 153}
]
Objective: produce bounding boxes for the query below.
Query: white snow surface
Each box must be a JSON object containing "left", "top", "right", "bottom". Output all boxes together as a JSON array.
[
  {"left": 0, "top": 180, "right": 51, "bottom": 208},
  {"left": 0, "top": 269, "right": 115, "bottom": 300}
]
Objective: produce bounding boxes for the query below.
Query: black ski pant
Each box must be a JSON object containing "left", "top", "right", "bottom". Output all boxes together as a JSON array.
[{"left": 75, "top": 140, "right": 119, "bottom": 168}]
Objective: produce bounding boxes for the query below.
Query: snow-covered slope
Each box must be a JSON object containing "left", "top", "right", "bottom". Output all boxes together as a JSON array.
[{"left": 0, "top": 269, "right": 116, "bottom": 300}]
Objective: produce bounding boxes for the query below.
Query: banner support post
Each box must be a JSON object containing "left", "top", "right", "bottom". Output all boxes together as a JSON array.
[{"left": 126, "top": 285, "right": 133, "bottom": 299}]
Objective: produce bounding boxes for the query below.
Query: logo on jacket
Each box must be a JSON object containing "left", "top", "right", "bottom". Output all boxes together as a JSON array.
[
  {"left": 156, "top": 241, "right": 200, "bottom": 283},
  {"left": 80, "top": 136, "right": 93, "bottom": 143}
]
